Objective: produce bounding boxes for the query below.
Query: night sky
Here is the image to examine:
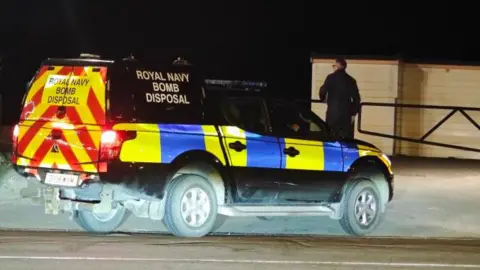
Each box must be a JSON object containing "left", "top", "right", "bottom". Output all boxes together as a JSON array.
[{"left": 0, "top": 1, "right": 477, "bottom": 124}]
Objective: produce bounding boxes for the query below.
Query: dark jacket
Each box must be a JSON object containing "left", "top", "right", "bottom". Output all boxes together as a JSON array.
[{"left": 318, "top": 69, "right": 361, "bottom": 127}]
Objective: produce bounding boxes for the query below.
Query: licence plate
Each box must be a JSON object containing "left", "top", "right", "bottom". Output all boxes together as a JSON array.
[{"left": 45, "top": 173, "right": 79, "bottom": 187}]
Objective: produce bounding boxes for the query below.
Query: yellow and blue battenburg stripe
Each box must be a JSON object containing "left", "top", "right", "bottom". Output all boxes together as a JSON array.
[
  {"left": 243, "top": 130, "right": 280, "bottom": 168},
  {"left": 114, "top": 123, "right": 226, "bottom": 165},
  {"left": 340, "top": 142, "right": 360, "bottom": 171},
  {"left": 342, "top": 142, "right": 393, "bottom": 174},
  {"left": 278, "top": 138, "right": 344, "bottom": 172},
  {"left": 219, "top": 126, "right": 280, "bottom": 168},
  {"left": 114, "top": 123, "right": 162, "bottom": 163},
  {"left": 114, "top": 123, "right": 390, "bottom": 174},
  {"left": 157, "top": 124, "right": 226, "bottom": 164},
  {"left": 158, "top": 124, "right": 206, "bottom": 163},
  {"left": 323, "top": 142, "right": 345, "bottom": 171}
]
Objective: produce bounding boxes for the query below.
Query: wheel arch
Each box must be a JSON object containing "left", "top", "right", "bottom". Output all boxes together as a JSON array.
[
  {"left": 163, "top": 150, "right": 231, "bottom": 205},
  {"left": 343, "top": 156, "right": 393, "bottom": 212}
]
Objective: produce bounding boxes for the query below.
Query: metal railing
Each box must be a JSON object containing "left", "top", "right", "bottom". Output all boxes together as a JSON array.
[{"left": 358, "top": 102, "right": 480, "bottom": 153}]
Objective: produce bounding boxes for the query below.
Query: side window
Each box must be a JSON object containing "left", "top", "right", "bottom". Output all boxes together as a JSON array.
[
  {"left": 202, "top": 96, "right": 227, "bottom": 125},
  {"left": 221, "top": 98, "right": 269, "bottom": 134},
  {"left": 270, "top": 101, "right": 329, "bottom": 141}
]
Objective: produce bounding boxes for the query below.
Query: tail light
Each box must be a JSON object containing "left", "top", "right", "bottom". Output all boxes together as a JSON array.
[
  {"left": 11, "top": 124, "right": 19, "bottom": 163},
  {"left": 99, "top": 130, "right": 136, "bottom": 161},
  {"left": 13, "top": 124, "right": 19, "bottom": 140}
]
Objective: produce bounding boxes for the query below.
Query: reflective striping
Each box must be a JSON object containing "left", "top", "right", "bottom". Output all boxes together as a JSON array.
[
  {"left": 158, "top": 124, "right": 206, "bottom": 163},
  {"left": 114, "top": 124, "right": 226, "bottom": 164},
  {"left": 30, "top": 129, "right": 84, "bottom": 172},
  {"left": 340, "top": 142, "right": 359, "bottom": 172},
  {"left": 281, "top": 138, "right": 325, "bottom": 171},
  {"left": 18, "top": 125, "right": 48, "bottom": 162},
  {"left": 17, "top": 157, "right": 29, "bottom": 167},
  {"left": 17, "top": 107, "right": 58, "bottom": 150},
  {"left": 358, "top": 146, "right": 393, "bottom": 174},
  {"left": 339, "top": 144, "right": 394, "bottom": 174},
  {"left": 202, "top": 125, "right": 226, "bottom": 165},
  {"left": 220, "top": 126, "right": 247, "bottom": 167},
  {"left": 84, "top": 66, "right": 107, "bottom": 125},
  {"left": 158, "top": 124, "right": 206, "bottom": 135},
  {"left": 29, "top": 136, "right": 54, "bottom": 168},
  {"left": 62, "top": 130, "right": 97, "bottom": 172},
  {"left": 21, "top": 66, "right": 72, "bottom": 121},
  {"left": 117, "top": 124, "right": 161, "bottom": 163},
  {"left": 15, "top": 64, "right": 108, "bottom": 173},
  {"left": 202, "top": 125, "right": 219, "bottom": 136},
  {"left": 245, "top": 133, "right": 280, "bottom": 168},
  {"left": 17, "top": 107, "right": 58, "bottom": 160},
  {"left": 87, "top": 67, "right": 107, "bottom": 111},
  {"left": 279, "top": 139, "right": 345, "bottom": 172},
  {"left": 87, "top": 88, "right": 105, "bottom": 124},
  {"left": 323, "top": 142, "right": 344, "bottom": 171},
  {"left": 113, "top": 123, "right": 159, "bottom": 132}
]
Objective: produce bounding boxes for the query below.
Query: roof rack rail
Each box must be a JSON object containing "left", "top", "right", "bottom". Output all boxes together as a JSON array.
[
  {"left": 79, "top": 53, "right": 101, "bottom": 59},
  {"left": 204, "top": 79, "right": 268, "bottom": 91}
]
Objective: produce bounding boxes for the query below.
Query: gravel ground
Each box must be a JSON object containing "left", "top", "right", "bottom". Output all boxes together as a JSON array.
[{"left": 0, "top": 156, "right": 479, "bottom": 238}]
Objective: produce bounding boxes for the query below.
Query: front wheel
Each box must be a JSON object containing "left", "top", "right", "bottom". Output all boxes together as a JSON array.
[
  {"left": 339, "top": 178, "right": 383, "bottom": 236},
  {"left": 74, "top": 205, "right": 129, "bottom": 234},
  {"left": 163, "top": 174, "right": 218, "bottom": 237}
]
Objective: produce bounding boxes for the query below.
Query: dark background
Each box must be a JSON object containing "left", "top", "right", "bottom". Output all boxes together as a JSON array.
[{"left": 0, "top": 1, "right": 476, "bottom": 125}]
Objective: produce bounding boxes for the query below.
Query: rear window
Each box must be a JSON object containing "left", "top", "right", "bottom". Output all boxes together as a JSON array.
[{"left": 109, "top": 62, "right": 203, "bottom": 124}]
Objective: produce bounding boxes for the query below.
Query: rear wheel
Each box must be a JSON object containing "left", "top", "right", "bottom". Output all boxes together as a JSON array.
[
  {"left": 163, "top": 174, "right": 218, "bottom": 237},
  {"left": 74, "top": 205, "right": 129, "bottom": 234},
  {"left": 339, "top": 178, "right": 382, "bottom": 236}
]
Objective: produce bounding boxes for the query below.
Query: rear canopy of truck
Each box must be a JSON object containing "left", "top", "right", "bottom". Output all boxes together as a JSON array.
[
  {"left": 14, "top": 58, "right": 111, "bottom": 173},
  {"left": 20, "top": 59, "right": 111, "bottom": 125}
]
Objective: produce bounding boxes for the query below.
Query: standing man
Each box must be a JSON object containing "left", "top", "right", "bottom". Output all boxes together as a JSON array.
[{"left": 319, "top": 58, "right": 361, "bottom": 139}]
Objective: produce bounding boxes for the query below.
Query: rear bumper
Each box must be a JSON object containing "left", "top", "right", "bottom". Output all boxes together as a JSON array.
[
  {"left": 13, "top": 164, "right": 104, "bottom": 202},
  {"left": 13, "top": 160, "right": 172, "bottom": 200}
]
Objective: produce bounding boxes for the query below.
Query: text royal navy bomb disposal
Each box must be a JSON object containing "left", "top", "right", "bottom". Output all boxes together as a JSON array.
[
  {"left": 136, "top": 70, "right": 190, "bottom": 105},
  {"left": 46, "top": 77, "right": 90, "bottom": 105}
]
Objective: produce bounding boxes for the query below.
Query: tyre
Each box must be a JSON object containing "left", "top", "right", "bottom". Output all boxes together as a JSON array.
[
  {"left": 163, "top": 174, "right": 218, "bottom": 237},
  {"left": 339, "top": 178, "right": 382, "bottom": 236},
  {"left": 74, "top": 205, "right": 129, "bottom": 234}
]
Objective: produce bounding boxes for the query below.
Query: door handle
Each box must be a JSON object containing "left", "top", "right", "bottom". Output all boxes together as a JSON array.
[
  {"left": 229, "top": 141, "right": 246, "bottom": 152},
  {"left": 283, "top": 146, "right": 300, "bottom": 157}
]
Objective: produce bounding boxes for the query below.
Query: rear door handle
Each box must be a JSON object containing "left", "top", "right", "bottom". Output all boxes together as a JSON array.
[
  {"left": 283, "top": 146, "right": 300, "bottom": 157},
  {"left": 229, "top": 141, "right": 246, "bottom": 152}
]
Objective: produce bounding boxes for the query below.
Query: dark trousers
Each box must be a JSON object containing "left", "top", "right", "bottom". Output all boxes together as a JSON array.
[
  {"left": 346, "top": 120, "right": 355, "bottom": 139},
  {"left": 328, "top": 118, "right": 355, "bottom": 140}
]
